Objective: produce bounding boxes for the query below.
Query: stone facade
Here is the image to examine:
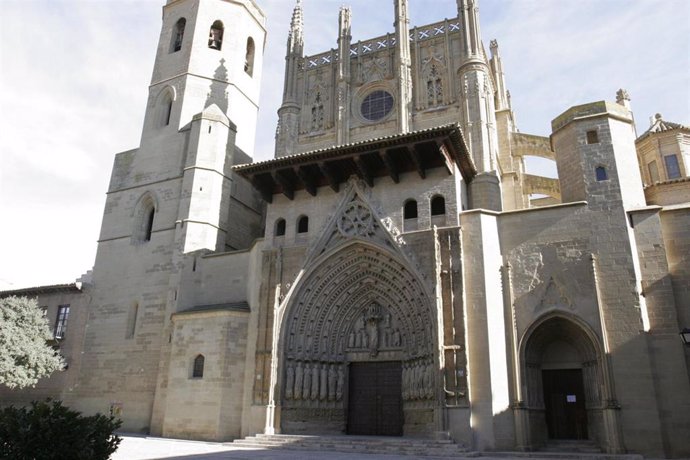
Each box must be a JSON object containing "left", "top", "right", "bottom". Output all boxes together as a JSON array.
[{"left": 2, "top": 0, "right": 690, "bottom": 458}]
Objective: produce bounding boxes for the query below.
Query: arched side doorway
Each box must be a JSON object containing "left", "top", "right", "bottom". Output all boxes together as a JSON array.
[
  {"left": 520, "top": 314, "right": 610, "bottom": 449},
  {"left": 275, "top": 242, "right": 438, "bottom": 437}
]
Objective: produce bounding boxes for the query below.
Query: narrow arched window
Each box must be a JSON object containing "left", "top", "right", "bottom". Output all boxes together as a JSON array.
[
  {"left": 245, "top": 37, "right": 255, "bottom": 76},
  {"left": 133, "top": 193, "right": 157, "bottom": 244},
  {"left": 192, "top": 354, "right": 205, "bottom": 378},
  {"left": 595, "top": 166, "right": 608, "bottom": 182},
  {"left": 208, "top": 21, "right": 224, "bottom": 50},
  {"left": 275, "top": 218, "right": 286, "bottom": 237},
  {"left": 404, "top": 199, "right": 418, "bottom": 219},
  {"left": 170, "top": 18, "right": 186, "bottom": 53},
  {"left": 297, "top": 216, "right": 309, "bottom": 234}
]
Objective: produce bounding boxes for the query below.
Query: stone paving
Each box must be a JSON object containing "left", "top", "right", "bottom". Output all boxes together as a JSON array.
[
  {"left": 111, "top": 434, "right": 650, "bottom": 460},
  {"left": 112, "top": 434, "right": 458, "bottom": 459}
]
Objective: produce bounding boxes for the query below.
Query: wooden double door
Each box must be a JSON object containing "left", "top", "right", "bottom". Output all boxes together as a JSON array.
[
  {"left": 347, "top": 361, "right": 403, "bottom": 436},
  {"left": 542, "top": 369, "right": 588, "bottom": 439}
]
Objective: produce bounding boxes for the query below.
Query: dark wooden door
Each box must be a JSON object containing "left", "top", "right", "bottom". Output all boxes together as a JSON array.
[
  {"left": 542, "top": 369, "right": 588, "bottom": 439},
  {"left": 347, "top": 361, "right": 402, "bottom": 436}
]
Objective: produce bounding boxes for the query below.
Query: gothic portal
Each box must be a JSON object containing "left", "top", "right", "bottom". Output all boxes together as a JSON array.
[{"left": 272, "top": 191, "right": 440, "bottom": 436}]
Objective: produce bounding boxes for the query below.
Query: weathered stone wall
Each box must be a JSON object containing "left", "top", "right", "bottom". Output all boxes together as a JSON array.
[
  {"left": 264, "top": 170, "right": 462, "bottom": 248},
  {"left": 162, "top": 309, "right": 248, "bottom": 441},
  {"left": 645, "top": 179, "right": 690, "bottom": 206},
  {"left": 660, "top": 205, "right": 690, "bottom": 385},
  {"left": 630, "top": 206, "right": 690, "bottom": 458},
  {"left": 460, "top": 209, "right": 514, "bottom": 450}
]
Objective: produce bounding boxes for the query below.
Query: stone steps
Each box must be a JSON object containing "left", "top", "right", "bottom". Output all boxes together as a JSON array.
[
  {"left": 488, "top": 452, "right": 642, "bottom": 460},
  {"left": 231, "top": 435, "right": 645, "bottom": 460},
  {"left": 489, "top": 441, "right": 642, "bottom": 460},
  {"left": 231, "top": 434, "right": 475, "bottom": 457},
  {"left": 541, "top": 440, "right": 603, "bottom": 453}
]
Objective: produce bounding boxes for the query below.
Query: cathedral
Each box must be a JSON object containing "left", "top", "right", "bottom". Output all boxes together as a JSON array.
[{"left": 2, "top": 0, "right": 690, "bottom": 457}]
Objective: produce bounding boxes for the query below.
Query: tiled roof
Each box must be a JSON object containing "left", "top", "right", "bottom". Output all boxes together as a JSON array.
[
  {"left": 638, "top": 113, "right": 689, "bottom": 141},
  {"left": 234, "top": 123, "right": 472, "bottom": 174},
  {"left": 0, "top": 283, "right": 81, "bottom": 298},
  {"left": 176, "top": 301, "right": 250, "bottom": 315}
]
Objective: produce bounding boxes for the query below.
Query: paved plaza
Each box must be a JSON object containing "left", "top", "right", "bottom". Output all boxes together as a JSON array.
[
  {"left": 111, "top": 434, "right": 655, "bottom": 460},
  {"left": 112, "top": 434, "right": 453, "bottom": 460}
]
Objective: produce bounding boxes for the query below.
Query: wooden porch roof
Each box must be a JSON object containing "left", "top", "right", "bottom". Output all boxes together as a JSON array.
[{"left": 233, "top": 124, "right": 475, "bottom": 203}]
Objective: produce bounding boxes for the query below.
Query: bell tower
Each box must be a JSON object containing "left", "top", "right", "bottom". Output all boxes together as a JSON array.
[{"left": 141, "top": 0, "right": 266, "bottom": 158}]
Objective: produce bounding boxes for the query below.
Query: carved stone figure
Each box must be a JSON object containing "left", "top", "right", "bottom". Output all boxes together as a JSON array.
[
  {"left": 302, "top": 363, "right": 311, "bottom": 400},
  {"left": 311, "top": 363, "right": 320, "bottom": 400},
  {"left": 365, "top": 303, "right": 383, "bottom": 357},
  {"left": 336, "top": 366, "right": 345, "bottom": 401},
  {"left": 424, "top": 359, "right": 433, "bottom": 399},
  {"left": 294, "top": 361, "right": 303, "bottom": 401},
  {"left": 285, "top": 361, "right": 295, "bottom": 400},
  {"left": 328, "top": 364, "right": 337, "bottom": 401},
  {"left": 319, "top": 364, "right": 328, "bottom": 400}
]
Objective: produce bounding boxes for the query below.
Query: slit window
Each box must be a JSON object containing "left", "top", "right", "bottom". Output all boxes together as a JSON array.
[
  {"left": 404, "top": 199, "right": 418, "bottom": 219},
  {"left": 170, "top": 18, "right": 186, "bottom": 53},
  {"left": 245, "top": 37, "right": 255, "bottom": 76},
  {"left": 275, "top": 218, "right": 286, "bottom": 237},
  {"left": 595, "top": 166, "right": 608, "bottom": 182},
  {"left": 297, "top": 216, "right": 309, "bottom": 234},
  {"left": 144, "top": 207, "right": 155, "bottom": 241},
  {"left": 192, "top": 354, "right": 205, "bottom": 378},
  {"left": 208, "top": 21, "right": 224, "bottom": 50},
  {"left": 431, "top": 195, "right": 446, "bottom": 216},
  {"left": 126, "top": 303, "right": 138, "bottom": 339}
]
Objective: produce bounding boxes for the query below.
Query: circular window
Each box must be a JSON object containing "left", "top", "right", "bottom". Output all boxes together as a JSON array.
[{"left": 360, "top": 90, "right": 394, "bottom": 121}]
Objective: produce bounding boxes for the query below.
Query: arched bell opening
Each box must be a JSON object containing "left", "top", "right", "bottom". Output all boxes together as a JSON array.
[
  {"left": 520, "top": 314, "right": 611, "bottom": 450},
  {"left": 275, "top": 241, "right": 438, "bottom": 437}
]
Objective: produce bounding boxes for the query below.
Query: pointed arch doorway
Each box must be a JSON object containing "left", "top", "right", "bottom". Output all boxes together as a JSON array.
[
  {"left": 275, "top": 241, "right": 438, "bottom": 437},
  {"left": 520, "top": 314, "right": 619, "bottom": 449}
]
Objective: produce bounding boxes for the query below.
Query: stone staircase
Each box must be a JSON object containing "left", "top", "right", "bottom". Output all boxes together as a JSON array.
[
  {"left": 231, "top": 434, "right": 475, "bottom": 457},
  {"left": 489, "top": 440, "right": 643, "bottom": 460},
  {"left": 231, "top": 435, "right": 645, "bottom": 460}
]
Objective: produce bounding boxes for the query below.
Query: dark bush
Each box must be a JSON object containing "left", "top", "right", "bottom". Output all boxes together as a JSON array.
[{"left": 0, "top": 399, "right": 122, "bottom": 460}]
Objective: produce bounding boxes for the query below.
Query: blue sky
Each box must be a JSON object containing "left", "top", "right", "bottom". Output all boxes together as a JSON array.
[{"left": 0, "top": 0, "right": 688, "bottom": 289}]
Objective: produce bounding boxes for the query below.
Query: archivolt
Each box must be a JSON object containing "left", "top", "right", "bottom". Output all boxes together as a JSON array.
[{"left": 282, "top": 241, "right": 435, "bottom": 362}]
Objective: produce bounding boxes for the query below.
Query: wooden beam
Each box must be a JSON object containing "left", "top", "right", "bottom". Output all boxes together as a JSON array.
[
  {"left": 353, "top": 155, "right": 374, "bottom": 187},
  {"left": 273, "top": 170, "right": 294, "bottom": 200},
  {"left": 438, "top": 141, "right": 454, "bottom": 175},
  {"left": 319, "top": 161, "right": 339, "bottom": 193},
  {"left": 296, "top": 166, "right": 317, "bottom": 197},
  {"left": 380, "top": 149, "right": 400, "bottom": 183},
  {"left": 251, "top": 174, "right": 273, "bottom": 203},
  {"left": 409, "top": 144, "right": 426, "bottom": 179}
]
